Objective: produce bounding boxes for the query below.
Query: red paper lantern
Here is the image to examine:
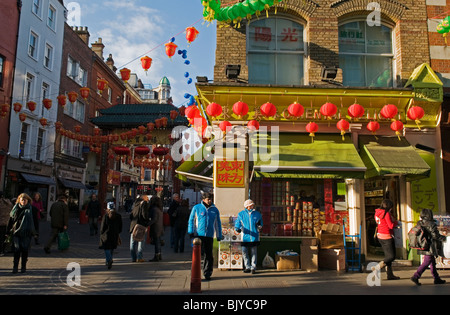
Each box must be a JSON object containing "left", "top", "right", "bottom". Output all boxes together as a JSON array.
[
  {"left": 147, "top": 122, "right": 155, "bottom": 132},
  {"left": 260, "top": 102, "right": 277, "bottom": 118},
  {"left": 247, "top": 120, "right": 260, "bottom": 131},
  {"left": 68, "top": 91, "right": 78, "bottom": 104},
  {"left": 287, "top": 102, "right": 304, "bottom": 118},
  {"left": 170, "top": 110, "right": 178, "bottom": 120},
  {"left": 380, "top": 104, "right": 398, "bottom": 120},
  {"left": 26, "top": 101, "right": 36, "bottom": 112},
  {"left": 219, "top": 121, "right": 232, "bottom": 133},
  {"left": 97, "top": 78, "right": 108, "bottom": 94},
  {"left": 43, "top": 98, "right": 52, "bottom": 110},
  {"left": 120, "top": 68, "right": 132, "bottom": 82},
  {"left": 140, "top": 56, "right": 153, "bottom": 73},
  {"left": 186, "top": 27, "right": 199, "bottom": 44},
  {"left": 113, "top": 146, "right": 130, "bottom": 155},
  {"left": 206, "top": 102, "right": 222, "bottom": 118},
  {"left": 80, "top": 87, "right": 90, "bottom": 100},
  {"left": 320, "top": 102, "right": 337, "bottom": 119},
  {"left": 13, "top": 102, "right": 22, "bottom": 113},
  {"left": 185, "top": 105, "right": 200, "bottom": 119},
  {"left": 39, "top": 117, "right": 47, "bottom": 127},
  {"left": 390, "top": 120, "right": 404, "bottom": 140},
  {"left": 57, "top": 95, "right": 67, "bottom": 108},
  {"left": 347, "top": 103, "right": 365, "bottom": 119},
  {"left": 407, "top": 106, "right": 425, "bottom": 129},
  {"left": 1, "top": 103, "right": 10, "bottom": 114},
  {"left": 305, "top": 122, "right": 319, "bottom": 141},
  {"left": 19, "top": 112, "right": 26, "bottom": 122},
  {"left": 160, "top": 117, "right": 168, "bottom": 128},
  {"left": 135, "top": 146, "right": 150, "bottom": 156},
  {"left": 336, "top": 119, "right": 350, "bottom": 140},
  {"left": 93, "top": 127, "right": 101, "bottom": 136},
  {"left": 179, "top": 105, "right": 186, "bottom": 116},
  {"left": 55, "top": 121, "right": 62, "bottom": 130},
  {"left": 138, "top": 125, "right": 147, "bottom": 135},
  {"left": 153, "top": 146, "right": 168, "bottom": 156},
  {"left": 367, "top": 121, "right": 380, "bottom": 135},
  {"left": 165, "top": 42, "right": 178, "bottom": 59},
  {"left": 232, "top": 101, "right": 249, "bottom": 118},
  {"left": 74, "top": 125, "right": 81, "bottom": 133},
  {"left": 192, "top": 115, "right": 208, "bottom": 136}
]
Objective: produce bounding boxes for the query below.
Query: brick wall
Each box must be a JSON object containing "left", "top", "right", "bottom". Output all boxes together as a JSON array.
[{"left": 214, "top": 0, "right": 430, "bottom": 86}]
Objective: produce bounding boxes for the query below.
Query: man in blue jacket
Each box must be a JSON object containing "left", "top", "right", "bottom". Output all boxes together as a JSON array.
[
  {"left": 188, "top": 192, "right": 222, "bottom": 280},
  {"left": 235, "top": 199, "right": 263, "bottom": 274}
]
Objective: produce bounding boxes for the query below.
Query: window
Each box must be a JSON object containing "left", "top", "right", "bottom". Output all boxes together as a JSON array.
[
  {"left": 0, "top": 56, "right": 4, "bottom": 88},
  {"left": 108, "top": 87, "right": 112, "bottom": 103},
  {"left": 61, "top": 136, "right": 82, "bottom": 158},
  {"left": 25, "top": 73, "right": 35, "bottom": 102},
  {"left": 339, "top": 21, "right": 394, "bottom": 87},
  {"left": 248, "top": 17, "right": 304, "bottom": 85},
  {"left": 67, "top": 56, "right": 87, "bottom": 86},
  {"left": 44, "top": 44, "right": 53, "bottom": 69},
  {"left": 64, "top": 98, "right": 85, "bottom": 123},
  {"left": 41, "top": 82, "right": 49, "bottom": 116},
  {"left": 19, "top": 123, "right": 29, "bottom": 158},
  {"left": 32, "top": 0, "right": 41, "bottom": 16},
  {"left": 28, "top": 32, "right": 39, "bottom": 59},
  {"left": 48, "top": 5, "right": 56, "bottom": 30},
  {"left": 36, "top": 129, "right": 45, "bottom": 161}
]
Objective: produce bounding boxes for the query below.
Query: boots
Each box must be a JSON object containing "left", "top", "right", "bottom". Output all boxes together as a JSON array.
[
  {"left": 12, "top": 251, "right": 20, "bottom": 274},
  {"left": 386, "top": 265, "right": 400, "bottom": 280},
  {"left": 21, "top": 252, "right": 28, "bottom": 273},
  {"left": 149, "top": 253, "right": 162, "bottom": 262}
]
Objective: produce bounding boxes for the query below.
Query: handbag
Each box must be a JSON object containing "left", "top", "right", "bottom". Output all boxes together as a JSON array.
[
  {"left": 57, "top": 231, "right": 70, "bottom": 250},
  {"left": 132, "top": 224, "right": 147, "bottom": 242}
]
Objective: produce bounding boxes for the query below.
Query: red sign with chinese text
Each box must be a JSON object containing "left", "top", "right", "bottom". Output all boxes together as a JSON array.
[{"left": 215, "top": 160, "right": 245, "bottom": 188}]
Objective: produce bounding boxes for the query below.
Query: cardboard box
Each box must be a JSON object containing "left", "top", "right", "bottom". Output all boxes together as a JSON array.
[
  {"left": 275, "top": 254, "right": 300, "bottom": 271},
  {"left": 318, "top": 223, "right": 344, "bottom": 249},
  {"left": 300, "top": 245, "right": 318, "bottom": 272},
  {"left": 319, "top": 248, "right": 345, "bottom": 271}
]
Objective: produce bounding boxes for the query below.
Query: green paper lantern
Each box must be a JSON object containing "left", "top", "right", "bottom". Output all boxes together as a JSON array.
[
  {"left": 437, "top": 23, "right": 447, "bottom": 34},
  {"left": 249, "top": 0, "right": 265, "bottom": 12}
]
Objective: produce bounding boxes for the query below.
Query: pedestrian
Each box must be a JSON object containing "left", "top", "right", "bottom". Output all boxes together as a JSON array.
[
  {"left": 173, "top": 199, "right": 190, "bottom": 253},
  {"left": 44, "top": 194, "right": 69, "bottom": 254},
  {"left": 235, "top": 199, "right": 263, "bottom": 274},
  {"left": 99, "top": 202, "right": 123, "bottom": 270},
  {"left": 411, "top": 208, "right": 447, "bottom": 285},
  {"left": 148, "top": 196, "right": 164, "bottom": 262},
  {"left": 6, "top": 193, "right": 35, "bottom": 273},
  {"left": 86, "top": 193, "right": 101, "bottom": 236},
  {"left": 129, "top": 195, "right": 150, "bottom": 262},
  {"left": 372, "top": 199, "right": 400, "bottom": 280},
  {"left": 31, "top": 192, "right": 44, "bottom": 245},
  {"left": 0, "top": 191, "right": 13, "bottom": 256},
  {"left": 188, "top": 192, "right": 222, "bottom": 280},
  {"left": 168, "top": 193, "right": 181, "bottom": 248}
]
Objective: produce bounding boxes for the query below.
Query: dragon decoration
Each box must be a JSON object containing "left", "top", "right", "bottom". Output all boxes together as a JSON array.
[{"left": 202, "top": 0, "right": 285, "bottom": 27}]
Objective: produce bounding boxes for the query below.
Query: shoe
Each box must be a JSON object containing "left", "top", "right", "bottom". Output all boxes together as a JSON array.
[
  {"left": 137, "top": 258, "right": 146, "bottom": 262},
  {"left": 251, "top": 269, "right": 256, "bottom": 274},
  {"left": 434, "top": 278, "right": 446, "bottom": 284},
  {"left": 107, "top": 260, "right": 113, "bottom": 270},
  {"left": 411, "top": 276, "right": 421, "bottom": 286},
  {"left": 386, "top": 266, "right": 400, "bottom": 280},
  {"left": 204, "top": 275, "right": 211, "bottom": 281},
  {"left": 243, "top": 269, "right": 251, "bottom": 273}
]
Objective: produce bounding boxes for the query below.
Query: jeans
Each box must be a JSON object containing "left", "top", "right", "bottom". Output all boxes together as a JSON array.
[
  {"left": 88, "top": 217, "right": 98, "bottom": 235},
  {"left": 242, "top": 245, "right": 258, "bottom": 271},
  {"left": 130, "top": 234, "right": 145, "bottom": 261},
  {"left": 378, "top": 238, "right": 396, "bottom": 266},
  {"left": 105, "top": 249, "right": 114, "bottom": 263},
  {"left": 414, "top": 255, "right": 440, "bottom": 279}
]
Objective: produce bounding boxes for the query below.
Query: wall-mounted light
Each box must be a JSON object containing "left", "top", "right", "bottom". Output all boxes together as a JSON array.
[{"left": 225, "top": 65, "right": 241, "bottom": 80}]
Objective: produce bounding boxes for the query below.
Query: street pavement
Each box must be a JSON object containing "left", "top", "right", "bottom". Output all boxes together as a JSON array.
[{"left": 1, "top": 212, "right": 450, "bottom": 299}]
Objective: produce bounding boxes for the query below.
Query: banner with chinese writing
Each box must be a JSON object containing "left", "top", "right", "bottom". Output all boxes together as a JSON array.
[{"left": 215, "top": 160, "right": 245, "bottom": 188}]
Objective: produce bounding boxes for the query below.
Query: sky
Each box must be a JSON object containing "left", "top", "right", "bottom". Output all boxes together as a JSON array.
[{"left": 66, "top": 0, "right": 217, "bottom": 107}]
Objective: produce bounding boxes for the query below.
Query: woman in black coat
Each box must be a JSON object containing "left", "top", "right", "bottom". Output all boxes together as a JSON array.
[
  {"left": 99, "top": 202, "right": 122, "bottom": 269},
  {"left": 411, "top": 208, "right": 447, "bottom": 285}
]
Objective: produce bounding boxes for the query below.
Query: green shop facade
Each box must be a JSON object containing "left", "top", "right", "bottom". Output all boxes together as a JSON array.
[{"left": 177, "top": 63, "right": 445, "bottom": 267}]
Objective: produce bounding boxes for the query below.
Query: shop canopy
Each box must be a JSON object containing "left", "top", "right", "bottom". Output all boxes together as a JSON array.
[
  {"left": 21, "top": 173, "right": 56, "bottom": 186},
  {"left": 251, "top": 133, "right": 367, "bottom": 179},
  {"left": 359, "top": 135, "right": 431, "bottom": 181},
  {"left": 58, "top": 178, "right": 87, "bottom": 190},
  {"left": 175, "top": 141, "right": 214, "bottom": 184}
]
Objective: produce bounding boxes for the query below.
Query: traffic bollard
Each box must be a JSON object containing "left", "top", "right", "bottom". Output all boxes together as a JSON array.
[{"left": 190, "top": 237, "right": 202, "bottom": 293}]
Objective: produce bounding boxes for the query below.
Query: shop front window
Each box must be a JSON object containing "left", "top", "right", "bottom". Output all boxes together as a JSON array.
[
  {"left": 339, "top": 21, "right": 393, "bottom": 87},
  {"left": 248, "top": 17, "right": 304, "bottom": 85}
]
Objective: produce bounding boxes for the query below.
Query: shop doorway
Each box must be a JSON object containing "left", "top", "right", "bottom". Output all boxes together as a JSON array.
[{"left": 364, "top": 176, "right": 402, "bottom": 260}]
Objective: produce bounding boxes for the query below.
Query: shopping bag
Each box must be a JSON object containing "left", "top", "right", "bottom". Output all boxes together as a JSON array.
[
  {"left": 262, "top": 252, "right": 275, "bottom": 269},
  {"left": 58, "top": 231, "right": 70, "bottom": 250},
  {"left": 132, "top": 224, "right": 147, "bottom": 242}
]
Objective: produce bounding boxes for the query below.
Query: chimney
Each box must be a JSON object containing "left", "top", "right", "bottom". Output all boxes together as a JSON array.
[
  {"left": 106, "top": 54, "right": 116, "bottom": 72},
  {"left": 73, "top": 26, "right": 90, "bottom": 45},
  {"left": 91, "top": 38, "right": 104, "bottom": 60}
]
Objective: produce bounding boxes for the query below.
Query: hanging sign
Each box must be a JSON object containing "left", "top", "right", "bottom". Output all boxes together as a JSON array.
[{"left": 215, "top": 160, "right": 245, "bottom": 187}]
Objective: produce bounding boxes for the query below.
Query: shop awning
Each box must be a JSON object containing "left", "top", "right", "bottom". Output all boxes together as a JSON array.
[
  {"left": 359, "top": 136, "right": 431, "bottom": 181},
  {"left": 175, "top": 141, "right": 214, "bottom": 183},
  {"left": 251, "top": 133, "right": 367, "bottom": 179},
  {"left": 58, "top": 178, "right": 87, "bottom": 190},
  {"left": 21, "top": 173, "right": 56, "bottom": 185}
]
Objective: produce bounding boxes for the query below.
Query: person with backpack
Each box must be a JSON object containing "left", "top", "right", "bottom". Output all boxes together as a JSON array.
[
  {"left": 372, "top": 199, "right": 400, "bottom": 280},
  {"left": 410, "top": 208, "right": 447, "bottom": 285}
]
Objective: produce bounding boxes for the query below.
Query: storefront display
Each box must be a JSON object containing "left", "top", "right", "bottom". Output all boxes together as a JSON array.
[{"left": 218, "top": 216, "right": 243, "bottom": 269}]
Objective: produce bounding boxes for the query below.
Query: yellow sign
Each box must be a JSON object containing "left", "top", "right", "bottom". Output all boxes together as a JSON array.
[{"left": 215, "top": 160, "right": 245, "bottom": 187}]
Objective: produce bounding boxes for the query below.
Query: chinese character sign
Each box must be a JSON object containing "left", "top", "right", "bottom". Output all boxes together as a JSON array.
[{"left": 215, "top": 160, "right": 245, "bottom": 187}]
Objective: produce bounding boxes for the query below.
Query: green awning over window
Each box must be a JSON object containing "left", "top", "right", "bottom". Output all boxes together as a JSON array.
[
  {"left": 251, "top": 133, "right": 367, "bottom": 179},
  {"left": 175, "top": 141, "right": 214, "bottom": 183},
  {"left": 359, "top": 136, "right": 431, "bottom": 181}
]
